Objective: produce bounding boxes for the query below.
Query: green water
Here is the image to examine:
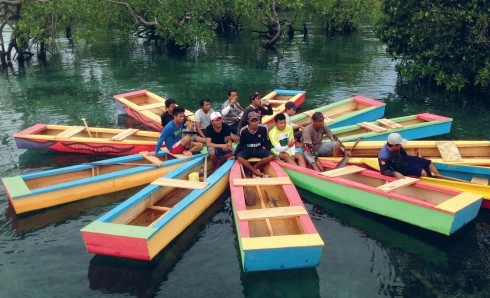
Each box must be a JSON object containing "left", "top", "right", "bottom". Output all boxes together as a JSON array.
[{"left": 1, "top": 26, "right": 489, "bottom": 297}]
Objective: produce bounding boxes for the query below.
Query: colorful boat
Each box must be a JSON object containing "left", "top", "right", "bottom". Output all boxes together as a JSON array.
[
  {"left": 114, "top": 89, "right": 195, "bottom": 131},
  {"left": 81, "top": 156, "right": 233, "bottom": 260},
  {"left": 260, "top": 89, "right": 306, "bottom": 124},
  {"left": 280, "top": 160, "right": 482, "bottom": 235},
  {"left": 361, "top": 158, "right": 490, "bottom": 209},
  {"left": 327, "top": 113, "right": 453, "bottom": 143},
  {"left": 321, "top": 140, "right": 490, "bottom": 166},
  {"left": 13, "top": 123, "right": 162, "bottom": 155},
  {"left": 287, "top": 95, "right": 386, "bottom": 129},
  {"left": 229, "top": 160, "right": 324, "bottom": 272},
  {"left": 2, "top": 151, "right": 197, "bottom": 214}
]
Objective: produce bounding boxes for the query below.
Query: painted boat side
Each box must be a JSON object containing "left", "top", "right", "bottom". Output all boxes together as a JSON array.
[
  {"left": 261, "top": 89, "right": 306, "bottom": 124},
  {"left": 81, "top": 157, "right": 233, "bottom": 260}
]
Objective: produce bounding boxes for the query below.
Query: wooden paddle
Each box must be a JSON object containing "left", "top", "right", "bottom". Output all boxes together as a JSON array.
[
  {"left": 335, "top": 137, "right": 362, "bottom": 169},
  {"left": 81, "top": 118, "right": 93, "bottom": 138},
  {"left": 239, "top": 163, "right": 258, "bottom": 206}
]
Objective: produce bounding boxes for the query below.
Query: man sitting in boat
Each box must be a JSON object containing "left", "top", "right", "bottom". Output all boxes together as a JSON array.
[
  {"left": 236, "top": 112, "right": 274, "bottom": 178},
  {"left": 269, "top": 113, "right": 306, "bottom": 167},
  {"left": 205, "top": 112, "right": 235, "bottom": 167},
  {"left": 160, "top": 98, "right": 192, "bottom": 130},
  {"left": 236, "top": 91, "right": 273, "bottom": 135},
  {"left": 378, "top": 133, "right": 441, "bottom": 178},
  {"left": 155, "top": 106, "right": 204, "bottom": 156},
  {"left": 301, "top": 111, "right": 342, "bottom": 171},
  {"left": 221, "top": 89, "right": 243, "bottom": 141},
  {"left": 194, "top": 98, "right": 215, "bottom": 139}
]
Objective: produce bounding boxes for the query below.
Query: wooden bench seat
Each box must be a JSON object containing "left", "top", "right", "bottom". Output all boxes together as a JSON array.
[
  {"left": 54, "top": 126, "right": 86, "bottom": 139},
  {"left": 377, "top": 177, "right": 419, "bottom": 192},
  {"left": 377, "top": 118, "right": 403, "bottom": 128},
  {"left": 110, "top": 128, "right": 140, "bottom": 141},
  {"left": 237, "top": 206, "right": 308, "bottom": 220},
  {"left": 137, "top": 102, "right": 166, "bottom": 111},
  {"left": 320, "top": 165, "right": 365, "bottom": 177},
  {"left": 233, "top": 176, "right": 291, "bottom": 186},
  {"left": 357, "top": 122, "right": 387, "bottom": 132},
  {"left": 151, "top": 177, "right": 209, "bottom": 189},
  {"left": 471, "top": 177, "right": 488, "bottom": 185},
  {"left": 435, "top": 141, "right": 463, "bottom": 162},
  {"left": 149, "top": 206, "right": 171, "bottom": 212},
  {"left": 139, "top": 151, "right": 164, "bottom": 166}
]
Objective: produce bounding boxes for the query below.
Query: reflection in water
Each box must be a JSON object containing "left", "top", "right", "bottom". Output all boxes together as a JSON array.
[{"left": 87, "top": 192, "right": 230, "bottom": 297}]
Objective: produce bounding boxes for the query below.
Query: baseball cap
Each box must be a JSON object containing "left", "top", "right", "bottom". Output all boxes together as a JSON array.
[
  {"left": 387, "top": 133, "right": 407, "bottom": 145},
  {"left": 248, "top": 111, "right": 260, "bottom": 121},
  {"left": 210, "top": 111, "right": 222, "bottom": 121},
  {"left": 285, "top": 101, "right": 297, "bottom": 110},
  {"left": 312, "top": 112, "right": 325, "bottom": 122},
  {"left": 249, "top": 92, "right": 262, "bottom": 101}
]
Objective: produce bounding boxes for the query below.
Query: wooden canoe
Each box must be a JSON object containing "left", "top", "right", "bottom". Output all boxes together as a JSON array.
[
  {"left": 361, "top": 158, "right": 490, "bottom": 209},
  {"left": 321, "top": 140, "right": 490, "bottom": 166},
  {"left": 229, "top": 160, "right": 324, "bottom": 272},
  {"left": 279, "top": 160, "right": 482, "bottom": 235},
  {"left": 13, "top": 123, "right": 162, "bottom": 155},
  {"left": 328, "top": 113, "right": 453, "bottom": 143},
  {"left": 114, "top": 89, "right": 195, "bottom": 131},
  {"left": 81, "top": 156, "right": 233, "bottom": 260},
  {"left": 260, "top": 89, "right": 306, "bottom": 124},
  {"left": 2, "top": 151, "right": 198, "bottom": 214},
  {"left": 286, "top": 95, "right": 386, "bottom": 129}
]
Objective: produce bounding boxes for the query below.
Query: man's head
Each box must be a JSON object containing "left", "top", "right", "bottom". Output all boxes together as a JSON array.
[
  {"left": 274, "top": 113, "right": 287, "bottom": 130},
  {"left": 284, "top": 101, "right": 297, "bottom": 116},
  {"left": 247, "top": 111, "right": 260, "bottom": 128},
  {"left": 210, "top": 111, "right": 222, "bottom": 128},
  {"left": 165, "top": 98, "right": 177, "bottom": 114},
  {"left": 386, "top": 133, "right": 407, "bottom": 151},
  {"left": 249, "top": 92, "right": 262, "bottom": 106},
  {"left": 311, "top": 112, "right": 325, "bottom": 129},
  {"left": 228, "top": 89, "right": 238, "bottom": 100},
  {"left": 172, "top": 106, "right": 186, "bottom": 123},
  {"left": 200, "top": 98, "right": 212, "bottom": 112}
]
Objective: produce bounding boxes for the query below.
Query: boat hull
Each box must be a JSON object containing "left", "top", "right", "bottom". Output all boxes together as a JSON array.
[{"left": 261, "top": 89, "right": 306, "bottom": 124}]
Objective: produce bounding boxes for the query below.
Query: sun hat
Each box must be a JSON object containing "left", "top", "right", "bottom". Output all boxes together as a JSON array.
[
  {"left": 210, "top": 111, "right": 222, "bottom": 121},
  {"left": 387, "top": 133, "right": 407, "bottom": 145}
]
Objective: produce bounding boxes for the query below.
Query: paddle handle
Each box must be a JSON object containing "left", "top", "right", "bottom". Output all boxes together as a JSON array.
[{"left": 81, "top": 118, "right": 93, "bottom": 138}]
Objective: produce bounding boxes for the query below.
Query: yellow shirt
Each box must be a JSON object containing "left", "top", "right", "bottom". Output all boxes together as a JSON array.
[{"left": 268, "top": 125, "right": 296, "bottom": 156}]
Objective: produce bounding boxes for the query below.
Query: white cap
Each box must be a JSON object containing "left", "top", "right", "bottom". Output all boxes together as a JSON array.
[
  {"left": 387, "top": 133, "right": 407, "bottom": 145},
  {"left": 210, "top": 111, "right": 222, "bottom": 121}
]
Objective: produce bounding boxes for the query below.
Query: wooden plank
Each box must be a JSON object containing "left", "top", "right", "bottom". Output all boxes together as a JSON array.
[
  {"left": 54, "top": 126, "right": 86, "bottom": 139},
  {"left": 233, "top": 177, "right": 291, "bottom": 186},
  {"left": 237, "top": 206, "right": 308, "bottom": 220},
  {"left": 151, "top": 177, "right": 209, "bottom": 189},
  {"left": 435, "top": 141, "right": 463, "bottom": 162},
  {"left": 110, "top": 128, "right": 140, "bottom": 141},
  {"left": 139, "top": 151, "right": 164, "bottom": 166},
  {"left": 377, "top": 177, "right": 419, "bottom": 192},
  {"left": 302, "top": 111, "right": 314, "bottom": 117},
  {"left": 268, "top": 99, "right": 290, "bottom": 104},
  {"left": 357, "top": 122, "right": 387, "bottom": 132},
  {"left": 320, "top": 165, "right": 365, "bottom": 177},
  {"left": 149, "top": 206, "right": 171, "bottom": 211},
  {"left": 471, "top": 177, "right": 488, "bottom": 185},
  {"left": 377, "top": 118, "right": 403, "bottom": 128},
  {"left": 137, "top": 102, "right": 166, "bottom": 111}
]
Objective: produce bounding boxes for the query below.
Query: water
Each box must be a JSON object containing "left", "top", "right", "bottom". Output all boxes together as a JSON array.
[{"left": 1, "top": 26, "right": 489, "bottom": 297}]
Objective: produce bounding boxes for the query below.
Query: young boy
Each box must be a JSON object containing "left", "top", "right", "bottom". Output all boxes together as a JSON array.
[{"left": 269, "top": 113, "right": 306, "bottom": 167}]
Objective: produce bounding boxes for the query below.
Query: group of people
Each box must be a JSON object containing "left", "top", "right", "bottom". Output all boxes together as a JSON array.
[{"left": 154, "top": 89, "right": 439, "bottom": 179}]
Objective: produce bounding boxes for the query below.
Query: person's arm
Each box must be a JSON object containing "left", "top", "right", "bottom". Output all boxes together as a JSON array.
[
  {"left": 222, "top": 105, "right": 231, "bottom": 115},
  {"left": 324, "top": 125, "right": 336, "bottom": 142},
  {"left": 195, "top": 121, "right": 205, "bottom": 138},
  {"left": 378, "top": 158, "right": 401, "bottom": 177},
  {"left": 260, "top": 105, "right": 273, "bottom": 115},
  {"left": 269, "top": 129, "right": 289, "bottom": 153},
  {"left": 155, "top": 128, "right": 170, "bottom": 154}
]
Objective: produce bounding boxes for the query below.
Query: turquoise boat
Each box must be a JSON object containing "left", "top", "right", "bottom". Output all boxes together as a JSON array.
[
  {"left": 81, "top": 157, "right": 233, "bottom": 260},
  {"left": 279, "top": 160, "right": 482, "bottom": 235}
]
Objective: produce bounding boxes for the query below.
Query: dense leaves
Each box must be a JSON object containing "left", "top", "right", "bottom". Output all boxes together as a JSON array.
[{"left": 376, "top": 0, "right": 490, "bottom": 91}]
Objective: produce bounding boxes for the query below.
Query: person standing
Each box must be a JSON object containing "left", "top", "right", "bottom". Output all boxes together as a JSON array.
[
  {"left": 378, "top": 133, "right": 441, "bottom": 178},
  {"left": 221, "top": 89, "right": 243, "bottom": 134},
  {"left": 236, "top": 91, "right": 273, "bottom": 134},
  {"left": 269, "top": 113, "right": 306, "bottom": 167},
  {"left": 236, "top": 112, "right": 274, "bottom": 178},
  {"left": 194, "top": 98, "right": 215, "bottom": 138},
  {"left": 205, "top": 112, "right": 235, "bottom": 167},
  {"left": 301, "top": 112, "right": 342, "bottom": 171}
]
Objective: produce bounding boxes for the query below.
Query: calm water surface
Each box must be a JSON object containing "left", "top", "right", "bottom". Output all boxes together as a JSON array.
[{"left": 0, "top": 26, "right": 489, "bottom": 297}]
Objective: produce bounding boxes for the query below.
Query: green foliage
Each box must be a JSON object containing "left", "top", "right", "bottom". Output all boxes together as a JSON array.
[{"left": 376, "top": 0, "right": 490, "bottom": 91}]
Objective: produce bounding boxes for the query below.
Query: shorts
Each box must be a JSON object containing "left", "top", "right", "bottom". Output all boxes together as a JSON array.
[
  {"left": 237, "top": 148, "right": 273, "bottom": 160},
  {"left": 304, "top": 141, "right": 335, "bottom": 164},
  {"left": 394, "top": 156, "right": 432, "bottom": 177},
  {"left": 169, "top": 141, "right": 185, "bottom": 154},
  {"left": 210, "top": 147, "right": 234, "bottom": 158}
]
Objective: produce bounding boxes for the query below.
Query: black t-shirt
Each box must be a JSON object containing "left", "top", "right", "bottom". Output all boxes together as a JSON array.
[
  {"left": 204, "top": 123, "right": 231, "bottom": 145},
  {"left": 161, "top": 112, "right": 188, "bottom": 128},
  {"left": 236, "top": 124, "right": 271, "bottom": 154}
]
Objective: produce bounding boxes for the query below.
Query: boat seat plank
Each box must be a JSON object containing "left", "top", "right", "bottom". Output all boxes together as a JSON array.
[
  {"left": 237, "top": 206, "right": 307, "bottom": 220},
  {"left": 435, "top": 141, "right": 463, "bottom": 162},
  {"left": 302, "top": 111, "right": 314, "bottom": 117},
  {"left": 2, "top": 176, "right": 31, "bottom": 197},
  {"left": 357, "top": 122, "right": 387, "bottom": 132},
  {"left": 137, "top": 102, "right": 166, "bottom": 111},
  {"left": 110, "top": 128, "right": 140, "bottom": 141},
  {"left": 268, "top": 99, "right": 289, "bottom": 104},
  {"left": 471, "top": 177, "right": 488, "bottom": 185},
  {"left": 151, "top": 177, "right": 209, "bottom": 189},
  {"left": 377, "top": 177, "right": 419, "bottom": 192},
  {"left": 320, "top": 165, "right": 365, "bottom": 177},
  {"left": 139, "top": 151, "right": 164, "bottom": 166},
  {"left": 233, "top": 177, "right": 291, "bottom": 186},
  {"left": 149, "top": 206, "right": 171, "bottom": 211},
  {"left": 54, "top": 126, "right": 86, "bottom": 139},
  {"left": 377, "top": 118, "right": 403, "bottom": 128}
]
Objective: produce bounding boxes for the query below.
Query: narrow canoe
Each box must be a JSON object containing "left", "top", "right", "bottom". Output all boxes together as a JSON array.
[
  {"left": 2, "top": 151, "right": 198, "bottom": 214},
  {"left": 280, "top": 160, "right": 482, "bottom": 235},
  {"left": 81, "top": 156, "right": 233, "bottom": 260},
  {"left": 361, "top": 158, "right": 490, "bottom": 209},
  {"left": 260, "top": 89, "right": 306, "bottom": 124},
  {"left": 14, "top": 123, "right": 162, "bottom": 155},
  {"left": 328, "top": 113, "right": 453, "bottom": 143},
  {"left": 287, "top": 95, "right": 386, "bottom": 129},
  {"left": 114, "top": 89, "right": 195, "bottom": 131},
  {"left": 321, "top": 140, "right": 490, "bottom": 166},
  {"left": 229, "top": 160, "right": 324, "bottom": 272}
]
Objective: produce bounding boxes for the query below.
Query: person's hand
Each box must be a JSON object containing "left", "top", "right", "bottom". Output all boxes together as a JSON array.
[
  {"left": 288, "top": 139, "right": 296, "bottom": 148},
  {"left": 230, "top": 97, "right": 237, "bottom": 105},
  {"left": 345, "top": 150, "right": 352, "bottom": 157},
  {"left": 315, "top": 160, "right": 324, "bottom": 171},
  {"left": 261, "top": 98, "right": 269, "bottom": 106},
  {"left": 183, "top": 150, "right": 192, "bottom": 156}
]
